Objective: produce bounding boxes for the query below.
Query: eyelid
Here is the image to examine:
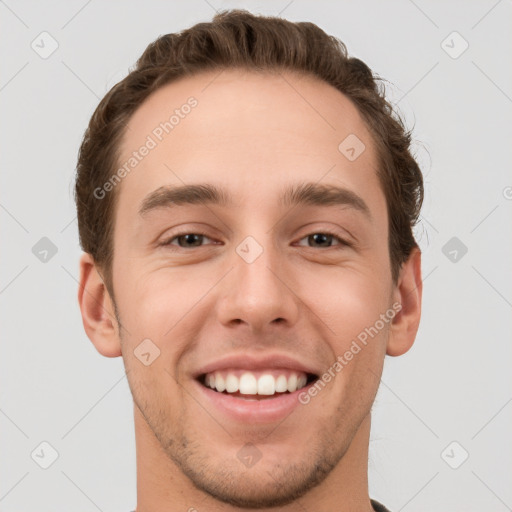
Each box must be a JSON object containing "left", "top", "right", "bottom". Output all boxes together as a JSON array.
[
  {"left": 159, "top": 228, "right": 353, "bottom": 250},
  {"left": 159, "top": 230, "right": 216, "bottom": 247},
  {"left": 294, "top": 230, "right": 352, "bottom": 248},
  {"left": 155, "top": 222, "right": 221, "bottom": 247},
  {"left": 294, "top": 222, "right": 355, "bottom": 245}
]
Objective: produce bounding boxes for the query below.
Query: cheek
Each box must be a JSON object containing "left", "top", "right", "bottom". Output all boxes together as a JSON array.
[
  {"left": 298, "top": 265, "right": 390, "bottom": 344},
  {"left": 114, "top": 268, "right": 209, "bottom": 364},
  {"left": 115, "top": 268, "right": 175, "bottom": 330},
  {"left": 299, "top": 264, "right": 390, "bottom": 404}
]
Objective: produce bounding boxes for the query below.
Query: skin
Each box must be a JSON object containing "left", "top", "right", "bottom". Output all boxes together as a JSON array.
[{"left": 78, "top": 69, "right": 422, "bottom": 512}]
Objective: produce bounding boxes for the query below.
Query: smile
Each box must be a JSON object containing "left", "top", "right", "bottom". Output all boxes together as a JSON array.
[
  {"left": 192, "top": 353, "right": 321, "bottom": 422},
  {"left": 199, "top": 369, "right": 317, "bottom": 399},
  {"left": 195, "top": 370, "right": 319, "bottom": 424}
]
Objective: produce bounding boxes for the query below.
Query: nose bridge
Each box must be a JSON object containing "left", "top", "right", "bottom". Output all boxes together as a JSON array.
[{"left": 218, "top": 232, "right": 299, "bottom": 331}]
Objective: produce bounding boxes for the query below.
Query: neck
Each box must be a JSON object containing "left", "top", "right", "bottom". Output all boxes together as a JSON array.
[{"left": 134, "top": 406, "right": 374, "bottom": 512}]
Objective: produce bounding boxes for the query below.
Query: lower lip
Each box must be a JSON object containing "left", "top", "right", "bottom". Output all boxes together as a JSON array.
[{"left": 194, "top": 379, "right": 314, "bottom": 424}]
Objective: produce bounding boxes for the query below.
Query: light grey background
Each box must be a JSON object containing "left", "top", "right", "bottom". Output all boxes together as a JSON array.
[{"left": 1, "top": 1, "right": 511, "bottom": 511}]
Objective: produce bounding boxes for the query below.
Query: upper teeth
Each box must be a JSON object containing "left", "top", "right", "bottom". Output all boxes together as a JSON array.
[{"left": 205, "top": 371, "right": 308, "bottom": 395}]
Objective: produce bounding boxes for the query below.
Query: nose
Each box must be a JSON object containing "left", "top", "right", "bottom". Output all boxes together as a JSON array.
[{"left": 216, "top": 237, "right": 301, "bottom": 334}]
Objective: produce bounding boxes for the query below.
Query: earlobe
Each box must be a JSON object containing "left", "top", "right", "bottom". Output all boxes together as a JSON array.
[
  {"left": 386, "top": 246, "right": 422, "bottom": 357},
  {"left": 77, "top": 253, "right": 122, "bottom": 358}
]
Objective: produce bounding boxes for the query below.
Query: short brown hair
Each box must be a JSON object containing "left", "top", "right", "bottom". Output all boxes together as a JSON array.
[{"left": 75, "top": 8, "right": 423, "bottom": 296}]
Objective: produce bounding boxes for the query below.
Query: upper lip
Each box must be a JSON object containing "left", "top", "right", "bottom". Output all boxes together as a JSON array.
[{"left": 193, "top": 353, "right": 321, "bottom": 379}]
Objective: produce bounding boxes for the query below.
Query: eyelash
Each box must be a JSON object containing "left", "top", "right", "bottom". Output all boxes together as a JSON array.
[{"left": 159, "top": 230, "right": 351, "bottom": 250}]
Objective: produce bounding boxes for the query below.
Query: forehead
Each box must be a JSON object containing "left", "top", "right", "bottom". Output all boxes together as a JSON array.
[{"left": 116, "top": 68, "right": 384, "bottom": 216}]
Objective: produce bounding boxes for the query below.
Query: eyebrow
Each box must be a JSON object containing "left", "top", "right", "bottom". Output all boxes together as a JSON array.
[{"left": 138, "top": 182, "right": 372, "bottom": 220}]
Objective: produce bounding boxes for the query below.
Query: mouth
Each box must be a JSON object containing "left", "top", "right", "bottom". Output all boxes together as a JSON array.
[
  {"left": 192, "top": 353, "right": 322, "bottom": 423},
  {"left": 197, "top": 369, "right": 319, "bottom": 400},
  {"left": 194, "top": 368, "right": 319, "bottom": 424}
]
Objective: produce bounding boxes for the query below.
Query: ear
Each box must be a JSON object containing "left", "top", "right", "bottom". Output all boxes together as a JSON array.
[
  {"left": 77, "top": 252, "right": 122, "bottom": 357},
  {"left": 386, "top": 246, "right": 422, "bottom": 357}
]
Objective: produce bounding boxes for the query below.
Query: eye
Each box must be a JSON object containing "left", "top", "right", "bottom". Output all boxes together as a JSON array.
[
  {"left": 159, "top": 230, "right": 351, "bottom": 250},
  {"left": 296, "top": 231, "right": 350, "bottom": 249},
  {"left": 160, "top": 232, "right": 217, "bottom": 249}
]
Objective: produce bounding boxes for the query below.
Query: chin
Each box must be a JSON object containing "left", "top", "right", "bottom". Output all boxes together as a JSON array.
[{"left": 170, "top": 443, "right": 339, "bottom": 509}]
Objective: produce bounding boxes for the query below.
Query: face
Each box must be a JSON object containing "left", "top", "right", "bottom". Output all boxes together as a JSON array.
[{"left": 107, "top": 69, "right": 400, "bottom": 507}]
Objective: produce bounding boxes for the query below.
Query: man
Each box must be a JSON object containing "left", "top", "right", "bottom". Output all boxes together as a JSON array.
[{"left": 75, "top": 9, "right": 423, "bottom": 512}]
